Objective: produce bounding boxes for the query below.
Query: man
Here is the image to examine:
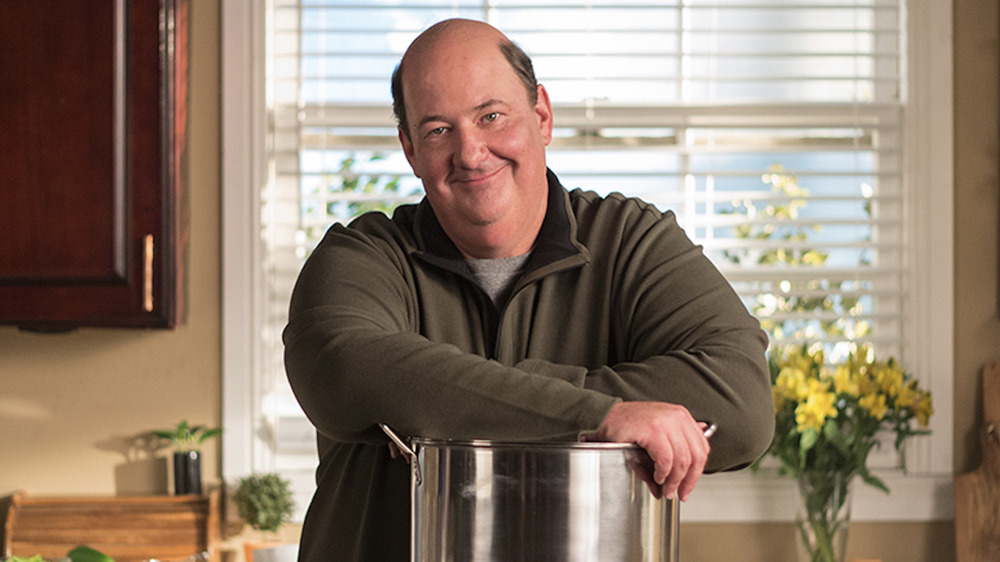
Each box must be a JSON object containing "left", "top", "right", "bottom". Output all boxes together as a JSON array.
[{"left": 284, "top": 18, "right": 774, "bottom": 561}]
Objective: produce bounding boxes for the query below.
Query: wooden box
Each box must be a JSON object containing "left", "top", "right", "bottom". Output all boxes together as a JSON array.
[{"left": 2, "top": 492, "right": 220, "bottom": 562}]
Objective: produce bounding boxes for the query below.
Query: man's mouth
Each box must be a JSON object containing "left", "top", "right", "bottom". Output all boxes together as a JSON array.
[{"left": 449, "top": 163, "right": 507, "bottom": 186}]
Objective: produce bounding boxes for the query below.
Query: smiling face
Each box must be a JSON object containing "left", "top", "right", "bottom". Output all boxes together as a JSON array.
[{"left": 397, "top": 20, "right": 553, "bottom": 258}]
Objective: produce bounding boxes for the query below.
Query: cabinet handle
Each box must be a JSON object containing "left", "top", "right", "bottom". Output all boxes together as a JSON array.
[{"left": 143, "top": 234, "right": 154, "bottom": 312}]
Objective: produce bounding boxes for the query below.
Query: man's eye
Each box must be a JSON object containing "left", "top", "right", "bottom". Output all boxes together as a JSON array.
[
  {"left": 427, "top": 127, "right": 447, "bottom": 137},
  {"left": 483, "top": 112, "right": 499, "bottom": 123}
]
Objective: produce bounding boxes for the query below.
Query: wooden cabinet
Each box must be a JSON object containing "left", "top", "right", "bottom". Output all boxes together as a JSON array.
[{"left": 0, "top": 0, "right": 188, "bottom": 329}]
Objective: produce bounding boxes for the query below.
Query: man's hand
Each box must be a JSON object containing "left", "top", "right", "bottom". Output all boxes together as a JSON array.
[{"left": 584, "top": 401, "right": 711, "bottom": 502}]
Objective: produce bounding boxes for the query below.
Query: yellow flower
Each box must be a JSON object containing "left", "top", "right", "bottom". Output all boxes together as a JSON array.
[
  {"left": 914, "top": 391, "right": 934, "bottom": 427},
  {"left": 775, "top": 367, "right": 809, "bottom": 402},
  {"left": 855, "top": 367, "right": 878, "bottom": 395},
  {"left": 876, "top": 364, "right": 905, "bottom": 398},
  {"left": 894, "top": 380, "right": 919, "bottom": 410},
  {"left": 800, "top": 347, "right": 824, "bottom": 371},
  {"left": 859, "top": 392, "right": 888, "bottom": 420},
  {"left": 795, "top": 381, "right": 838, "bottom": 432},
  {"left": 764, "top": 343, "right": 934, "bottom": 486},
  {"left": 832, "top": 364, "right": 860, "bottom": 397}
]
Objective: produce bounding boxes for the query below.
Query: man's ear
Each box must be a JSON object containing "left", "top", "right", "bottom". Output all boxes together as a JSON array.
[
  {"left": 398, "top": 126, "right": 420, "bottom": 178},
  {"left": 534, "top": 84, "right": 554, "bottom": 146}
]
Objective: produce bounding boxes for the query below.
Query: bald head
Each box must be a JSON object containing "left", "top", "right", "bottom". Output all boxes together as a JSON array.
[{"left": 392, "top": 19, "right": 538, "bottom": 140}]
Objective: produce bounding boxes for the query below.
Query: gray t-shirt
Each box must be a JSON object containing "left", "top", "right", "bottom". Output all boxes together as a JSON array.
[{"left": 466, "top": 253, "right": 531, "bottom": 305}]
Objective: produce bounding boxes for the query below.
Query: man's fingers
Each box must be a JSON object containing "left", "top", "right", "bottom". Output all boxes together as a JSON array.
[
  {"left": 647, "top": 439, "right": 675, "bottom": 486},
  {"left": 627, "top": 456, "right": 662, "bottom": 499},
  {"left": 387, "top": 441, "right": 411, "bottom": 463},
  {"left": 592, "top": 402, "right": 713, "bottom": 500},
  {"left": 676, "top": 469, "right": 702, "bottom": 502},
  {"left": 644, "top": 420, "right": 711, "bottom": 500},
  {"left": 678, "top": 426, "right": 711, "bottom": 501},
  {"left": 662, "top": 446, "right": 692, "bottom": 495}
]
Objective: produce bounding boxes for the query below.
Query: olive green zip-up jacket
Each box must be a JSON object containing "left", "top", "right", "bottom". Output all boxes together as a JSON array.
[{"left": 284, "top": 170, "right": 774, "bottom": 561}]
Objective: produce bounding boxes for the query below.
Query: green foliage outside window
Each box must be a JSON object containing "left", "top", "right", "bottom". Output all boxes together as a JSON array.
[
  {"left": 721, "top": 164, "right": 871, "bottom": 343},
  {"left": 326, "top": 153, "right": 406, "bottom": 217}
]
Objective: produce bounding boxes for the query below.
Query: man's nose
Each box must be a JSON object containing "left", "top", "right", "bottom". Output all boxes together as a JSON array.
[{"left": 453, "top": 127, "right": 488, "bottom": 169}]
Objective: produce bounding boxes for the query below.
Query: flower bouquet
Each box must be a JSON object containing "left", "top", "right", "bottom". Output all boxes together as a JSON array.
[{"left": 760, "top": 343, "right": 933, "bottom": 562}]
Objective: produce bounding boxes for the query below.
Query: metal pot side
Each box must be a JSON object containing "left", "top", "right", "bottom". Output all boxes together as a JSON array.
[{"left": 409, "top": 439, "right": 679, "bottom": 562}]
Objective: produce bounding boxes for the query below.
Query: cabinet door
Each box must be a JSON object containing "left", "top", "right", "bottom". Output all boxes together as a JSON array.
[{"left": 0, "top": 0, "right": 187, "bottom": 329}]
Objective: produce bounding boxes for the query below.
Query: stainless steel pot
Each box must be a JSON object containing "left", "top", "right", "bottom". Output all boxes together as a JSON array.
[{"left": 381, "top": 424, "right": 706, "bottom": 562}]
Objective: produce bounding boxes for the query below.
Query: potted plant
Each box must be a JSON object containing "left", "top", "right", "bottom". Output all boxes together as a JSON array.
[
  {"left": 153, "top": 420, "right": 222, "bottom": 495},
  {"left": 232, "top": 472, "right": 295, "bottom": 561}
]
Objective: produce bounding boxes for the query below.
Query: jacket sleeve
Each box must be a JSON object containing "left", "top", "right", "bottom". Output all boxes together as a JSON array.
[
  {"left": 524, "top": 206, "right": 775, "bottom": 473},
  {"left": 282, "top": 219, "right": 619, "bottom": 446}
]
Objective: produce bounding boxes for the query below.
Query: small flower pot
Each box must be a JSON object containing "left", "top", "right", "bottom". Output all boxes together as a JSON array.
[{"left": 173, "top": 450, "right": 202, "bottom": 495}]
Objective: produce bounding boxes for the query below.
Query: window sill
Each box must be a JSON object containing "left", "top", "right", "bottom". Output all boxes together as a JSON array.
[{"left": 682, "top": 470, "right": 954, "bottom": 523}]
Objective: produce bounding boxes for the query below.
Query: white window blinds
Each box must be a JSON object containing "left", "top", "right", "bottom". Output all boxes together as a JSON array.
[{"left": 259, "top": 0, "right": 908, "bottom": 519}]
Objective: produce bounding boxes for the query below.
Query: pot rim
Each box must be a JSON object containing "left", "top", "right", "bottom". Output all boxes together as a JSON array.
[{"left": 409, "top": 437, "right": 643, "bottom": 451}]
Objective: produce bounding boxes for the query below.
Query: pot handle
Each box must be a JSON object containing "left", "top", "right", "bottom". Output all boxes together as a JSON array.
[
  {"left": 379, "top": 423, "right": 422, "bottom": 484},
  {"left": 701, "top": 422, "right": 718, "bottom": 439}
]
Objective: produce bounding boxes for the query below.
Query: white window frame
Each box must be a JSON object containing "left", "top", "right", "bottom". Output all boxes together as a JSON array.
[{"left": 221, "top": 0, "right": 954, "bottom": 522}]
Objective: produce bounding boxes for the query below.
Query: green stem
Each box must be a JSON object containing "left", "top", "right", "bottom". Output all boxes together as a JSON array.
[{"left": 798, "top": 472, "right": 851, "bottom": 562}]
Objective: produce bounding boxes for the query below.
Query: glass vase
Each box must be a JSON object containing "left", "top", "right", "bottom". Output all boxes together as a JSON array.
[{"left": 796, "top": 470, "right": 853, "bottom": 562}]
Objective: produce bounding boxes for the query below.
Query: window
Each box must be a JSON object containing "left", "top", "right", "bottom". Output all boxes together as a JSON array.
[{"left": 223, "top": 0, "right": 953, "bottom": 522}]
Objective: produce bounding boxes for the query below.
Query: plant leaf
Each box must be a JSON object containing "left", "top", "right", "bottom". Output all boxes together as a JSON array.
[
  {"left": 199, "top": 427, "right": 223, "bottom": 443},
  {"left": 858, "top": 467, "right": 890, "bottom": 494},
  {"left": 800, "top": 427, "right": 819, "bottom": 452}
]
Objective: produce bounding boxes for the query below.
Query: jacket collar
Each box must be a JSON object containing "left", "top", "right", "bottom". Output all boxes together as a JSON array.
[{"left": 412, "top": 169, "right": 590, "bottom": 277}]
